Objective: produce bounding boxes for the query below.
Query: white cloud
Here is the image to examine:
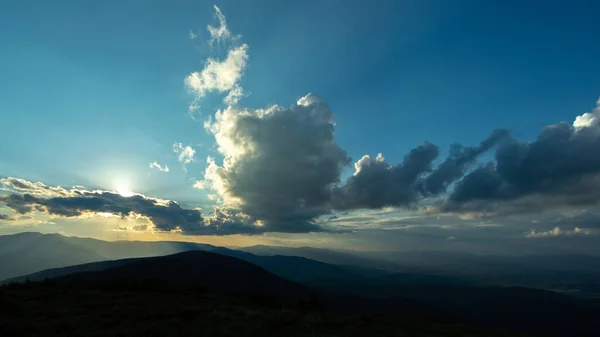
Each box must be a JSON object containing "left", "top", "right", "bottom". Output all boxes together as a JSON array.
[
  {"left": 0, "top": 177, "right": 71, "bottom": 197},
  {"left": 185, "top": 5, "right": 247, "bottom": 110},
  {"left": 189, "top": 30, "right": 198, "bottom": 40},
  {"left": 224, "top": 84, "right": 244, "bottom": 106},
  {"left": 185, "top": 44, "right": 248, "bottom": 105},
  {"left": 173, "top": 143, "right": 196, "bottom": 170},
  {"left": 353, "top": 153, "right": 386, "bottom": 176},
  {"left": 525, "top": 226, "right": 597, "bottom": 238},
  {"left": 207, "top": 5, "right": 236, "bottom": 46},
  {"left": 149, "top": 161, "right": 170, "bottom": 173},
  {"left": 573, "top": 97, "right": 600, "bottom": 129},
  {"left": 192, "top": 179, "right": 207, "bottom": 190}
]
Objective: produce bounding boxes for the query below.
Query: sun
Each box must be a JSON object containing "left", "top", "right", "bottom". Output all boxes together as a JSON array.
[{"left": 115, "top": 182, "right": 135, "bottom": 197}]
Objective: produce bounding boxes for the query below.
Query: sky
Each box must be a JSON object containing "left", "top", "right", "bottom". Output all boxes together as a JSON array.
[{"left": 1, "top": 0, "right": 600, "bottom": 254}]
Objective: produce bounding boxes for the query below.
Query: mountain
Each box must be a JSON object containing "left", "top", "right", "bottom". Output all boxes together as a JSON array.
[
  {"left": 53, "top": 251, "right": 305, "bottom": 297},
  {"left": 0, "top": 232, "right": 388, "bottom": 285},
  {"left": 4, "top": 246, "right": 387, "bottom": 287},
  {"left": 3, "top": 232, "right": 600, "bottom": 299},
  {"left": 0, "top": 232, "right": 105, "bottom": 280},
  {"left": 0, "top": 232, "right": 219, "bottom": 281},
  {"left": 6, "top": 249, "right": 600, "bottom": 336},
  {"left": 209, "top": 247, "right": 388, "bottom": 282},
  {"left": 240, "top": 245, "right": 401, "bottom": 271}
]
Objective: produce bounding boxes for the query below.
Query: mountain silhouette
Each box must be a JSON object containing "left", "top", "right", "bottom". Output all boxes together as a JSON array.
[
  {"left": 0, "top": 232, "right": 387, "bottom": 285},
  {"left": 52, "top": 250, "right": 305, "bottom": 297},
  {"left": 0, "top": 232, "right": 105, "bottom": 280}
]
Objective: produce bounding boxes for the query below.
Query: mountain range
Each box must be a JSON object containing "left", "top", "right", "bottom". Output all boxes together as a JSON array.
[{"left": 3, "top": 232, "right": 600, "bottom": 336}]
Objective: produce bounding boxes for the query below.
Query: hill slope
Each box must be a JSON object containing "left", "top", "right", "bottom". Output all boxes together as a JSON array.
[
  {"left": 52, "top": 250, "right": 305, "bottom": 297},
  {"left": 0, "top": 232, "right": 106, "bottom": 280},
  {"left": 1, "top": 233, "right": 387, "bottom": 285}
]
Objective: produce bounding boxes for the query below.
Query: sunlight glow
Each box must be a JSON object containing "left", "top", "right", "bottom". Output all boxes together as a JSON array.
[{"left": 115, "top": 182, "right": 134, "bottom": 197}]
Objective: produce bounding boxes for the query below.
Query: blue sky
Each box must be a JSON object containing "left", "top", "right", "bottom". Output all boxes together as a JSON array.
[{"left": 1, "top": 1, "right": 600, "bottom": 253}]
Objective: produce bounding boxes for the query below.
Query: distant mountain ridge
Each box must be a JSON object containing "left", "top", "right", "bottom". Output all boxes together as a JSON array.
[
  {"left": 53, "top": 250, "right": 305, "bottom": 298},
  {"left": 6, "top": 247, "right": 600, "bottom": 337},
  {"left": 3, "top": 232, "right": 600, "bottom": 298},
  {"left": 0, "top": 232, "right": 387, "bottom": 285},
  {"left": 0, "top": 232, "right": 105, "bottom": 280}
]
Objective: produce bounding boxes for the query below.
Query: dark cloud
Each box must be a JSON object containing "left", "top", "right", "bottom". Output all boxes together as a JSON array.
[
  {"left": 201, "top": 94, "right": 350, "bottom": 232},
  {"left": 331, "top": 142, "right": 439, "bottom": 210},
  {"left": 0, "top": 177, "right": 330, "bottom": 235},
  {"left": 132, "top": 224, "right": 148, "bottom": 231},
  {"left": 554, "top": 211, "right": 600, "bottom": 229},
  {"left": 444, "top": 105, "right": 600, "bottom": 216},
  {"left": 419, "top": 129, "right": 509, "bottom": 195},
  {"left": 330, "top": 129, "right": 506, "bottom": 211},
  {"left": 0, "top": 191, "right": 210, "bottom": 233}
]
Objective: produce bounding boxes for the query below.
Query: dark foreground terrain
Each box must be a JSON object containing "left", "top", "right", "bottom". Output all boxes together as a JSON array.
[
  {"left": 0, "top": 282, "right": 522, "bottom": 337},
  {"left": 2, "top": 250, "right": 598, "bottom": 337}
]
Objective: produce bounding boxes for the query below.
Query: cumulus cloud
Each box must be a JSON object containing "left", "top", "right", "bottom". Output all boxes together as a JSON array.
[
  {"left": 149, "top": 161, "right": 170, "bottom": 172},
  {"left": 525, "top": 226, "right": 597, "bottom": 238},
  {"left": 331, "top": 144, "right": 438, "bottom": 210},
  {"left": 173, "top": 143, "right": 196, "bottom": 169},
  {"left": 443, "top": 97, "right": 600, "bottom": 217},
  {"left": 182, "top": 6, "right": 600, "bottom": 236},
  {"left": 330, "top": 129, "right": 507, "bottom": 211},
  {"left": 573, "top": 97, "right": 600, "bottom": 129},
  {"left": 201, "top": 93, "right": 350, "bottom": 233}
]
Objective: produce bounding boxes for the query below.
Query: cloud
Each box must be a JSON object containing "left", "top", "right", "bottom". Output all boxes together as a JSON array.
[
  {"left": 116, "top": 224, "right": 149, "bottom": 232},
  {"left": 182, "top": 6, "right": 600, "bottom": 237},
  {"left": 173, "top": 143, "right": 196, "bottom": 169},
  {"left": 185, "top": 44, "right": 248, "bottom": 105},
  {"left": 0, "top": 177, "right": 336, "bottom": 235},
  {"left": 573, "top": 97, "right": 600, "bottom": 129},
  {"left": 525, "top": 226, "right": 597, "bottom": 238},
  {"left": 132, "top": 224, "right": 148, "bottom": 231},
  {"left": 331, "top": 144, "right": 439, "bottom": 210},
  {"left": 553, "top": 211, "right": 600, "bottom": 229},
  {"left": 185, "top": 6, "right": 247, "bottom": 107},
  {"left": 419, "top": 129, "right": 509, "bottom": 195},
  {"left": 442, "top": 97, "right": 600, "bottom": 217},
  {"left": 330, "top": 129, "right": 506, "bottom": 210},
  {"left": 1, "top": 177, "right": 70, "bottom": 197},
  {"left": 0, "top": 177, "right": 267, "bottom": 235},
  {"left": 201, "top": 93, "right": 350, "bottom": 233},
  {"left": 207, "top": 5, "right": 236, "bottom": 46},
  {"left": 149, "top": 161, "right": 170, "bottom": 172},
  {"left": 0, "top": 190, "right": 206, "bottom": 233}
]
